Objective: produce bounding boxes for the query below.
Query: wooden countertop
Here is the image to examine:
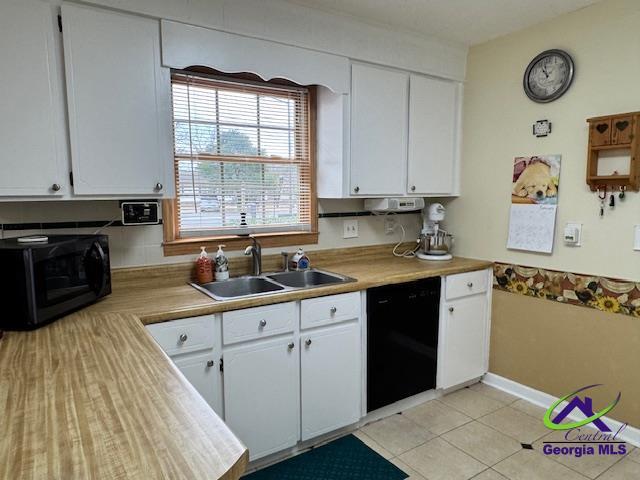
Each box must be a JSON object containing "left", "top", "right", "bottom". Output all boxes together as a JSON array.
[
  {"left": 90, "top": 255, "right": 493, "bottom": 325},
  {"left": 0, "top": 312, "right": 248, "bottom": 480},
  {"left": 0, "top": 248, "right": 490, "bottom": 479}
]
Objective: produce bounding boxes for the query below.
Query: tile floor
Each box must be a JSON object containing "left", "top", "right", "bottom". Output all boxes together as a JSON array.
[{"left": 355, "top": 384, "right": 639, "bottom": 480}]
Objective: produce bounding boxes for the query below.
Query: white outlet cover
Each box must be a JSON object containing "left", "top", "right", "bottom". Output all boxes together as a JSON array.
[
  {"left": 634, "top": 225, "right": 640, "bottom": 251},
  {"left": 343, "top": 219, "right": 359, "bottom": 239},
  {"left": 384, "top": 218, "right": 396, "bottom": 234}
]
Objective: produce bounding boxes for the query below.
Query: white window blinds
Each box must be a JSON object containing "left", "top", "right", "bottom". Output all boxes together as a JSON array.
[{"left": 171, "top": 72, "right": 312, "bottom": 236}]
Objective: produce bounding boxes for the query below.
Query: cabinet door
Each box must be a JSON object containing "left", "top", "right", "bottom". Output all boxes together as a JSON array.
[
  {"left": 173, "top": 350, "right": 222, "bottom": 416},
  {"left": 301, "top": 322, "right": 361, "bottom": 441},
  {"left": 0, "top": 0, "right": 67, "bottom": 197},
  {"left": 350, "top": 63, "right": 408, "bottom": 196},
  {"left": 223, "top": 337, "right": 298, "bottom": 460},
  {"left": 408, "top": 74, "right": 459, "bottom": 195},
  {"left": 61, "top": 4, "right": 172, "bottom": 196},
  {"left": 438, "top": 295, "right": 488, "bottom": 389}
]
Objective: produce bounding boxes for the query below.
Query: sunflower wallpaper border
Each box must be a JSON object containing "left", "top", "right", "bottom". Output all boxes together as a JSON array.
[{"left": 493, "top": 262, "right": 640, "bottom": 318}]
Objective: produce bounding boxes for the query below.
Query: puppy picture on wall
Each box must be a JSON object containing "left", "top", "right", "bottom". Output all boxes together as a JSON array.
[{"left": 512, "top": 155, "right": 561, "bottom": 205}]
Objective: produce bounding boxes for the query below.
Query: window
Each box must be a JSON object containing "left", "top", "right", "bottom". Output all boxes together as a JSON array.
[{"left": 163, "top": 71, "right": 317, "bottom": 254}]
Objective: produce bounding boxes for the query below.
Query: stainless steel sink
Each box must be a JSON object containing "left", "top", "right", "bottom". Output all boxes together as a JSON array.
[
  {"left": 192, "top": 276, "right": 285, "bottom": 300},
  {"left": 190, "top": 268, "right": 355, "bottom": 301},
  {"left": 266, "top": 269, "right": 352, "bottom": 288}
]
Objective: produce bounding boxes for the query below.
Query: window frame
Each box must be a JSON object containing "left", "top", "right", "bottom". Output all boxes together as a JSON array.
[{"left": 163, "top": 73, "right": 318, "bottom": 256}]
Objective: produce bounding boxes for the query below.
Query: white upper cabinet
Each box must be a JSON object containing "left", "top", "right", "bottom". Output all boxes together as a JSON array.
[
  {"left": 61, "top": 4, "right": 172, "bottom": 197},
  {"left": 317, "top": 62, "right": 461, "bottom": 198},
  {"left": 408, "top": 74, "right": 460, "bottom": 196},
  {"left": 350, "top": 63, "right": 408, "bottom": 196},
  {"left": 0, "top": 0, "right": 67, "bottom": 197}
]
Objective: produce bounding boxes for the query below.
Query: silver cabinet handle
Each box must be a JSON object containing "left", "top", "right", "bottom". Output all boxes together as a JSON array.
[
  {"left": 353, "top": 186, "right": 360, "bottom": 193},
  {"left": 206, "top": 360, "right": 214, "bottom": 368},
  {"left": 330, "top": 307, "right": 337, "bottom": 315},
  {"left": 467, "top": 282, "right": 474, "bottom": 288},
  {"left": 259, "top": 319, "right": 267, "bottom": 328},
  {"left": 51, "top": 183, "right": 61, "bottom": 192},
  {"left": 410, "top": 185, "right": 416, "bottom": 191},
  {"left": 448, "top": 307, "right": 454, "bottom": 313},
  {"left": 179, "top": 333, "right": 188, "bottom": 342},
  {"left": 305, "top": 338, "right": 312, "bottom": 347},
  {"left": 155, "top": 182, "right": 163, "bottom": 191},
  {"left": 287, "top": 342, "right": 295, "bottom": 350}
]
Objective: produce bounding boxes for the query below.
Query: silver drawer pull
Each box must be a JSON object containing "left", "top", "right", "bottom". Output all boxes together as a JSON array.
[
  {"left": 448, "top": 307, "right": 454, "bottom": 313},
  {"left": 305, "top": 338, "right": 312, "bottom": 347},
  {"left": 467, "top": 282, "right": 474, "bottom": 288},
  {"left": 179, "top": 333, "right": 188, "bottom": 343},
  {"left": 206, "top": 360, "right": 214, "bottom": 368},
  {"left": 259, "top": 319, "right": 267, "bottom": 328},
  {"left": 330, "top": 307, "right": 337, "bottom": 314},
  {"left": 288, "top": 342, "right": 295, "bottom": 350}
]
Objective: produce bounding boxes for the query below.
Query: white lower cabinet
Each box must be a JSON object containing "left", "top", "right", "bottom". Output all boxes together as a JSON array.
[
  {"left": 222, "top": 293, "right": 362, "bottom": 460},
  {"left": 438, "top": 293, "right": 488, "bottom": 389},
  {"left": 223, "top": 336, "right": 299, "bottom": 461},
  {"left": 173, "top": 351, "right": 220, "bottom": 413},
  {"left": 146, "top": 315, "right": 222, "bottom": 415},
  {"left": 300, "top": 322, "right": 361, "bottom": 441}
]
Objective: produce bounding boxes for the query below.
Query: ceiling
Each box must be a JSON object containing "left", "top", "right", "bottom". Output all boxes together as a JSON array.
[{"left": 285, "top": 0, "right": 600, "bottom": 46}]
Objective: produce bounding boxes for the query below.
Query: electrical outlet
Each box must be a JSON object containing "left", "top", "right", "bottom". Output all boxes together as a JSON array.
[
  {"left": 384, "top": 218, "right": 396, "bottom": 234},
  {"left": 343, "top": 219, "right": 359, "bottom": 239},
  {"left": 634, "top": 225, "right": 640, "bottom": 251}
]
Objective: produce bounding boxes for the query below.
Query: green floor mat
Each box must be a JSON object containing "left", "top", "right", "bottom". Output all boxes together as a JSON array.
[{"left": 243, "top": 434, "right": 408, "bottom": 480}]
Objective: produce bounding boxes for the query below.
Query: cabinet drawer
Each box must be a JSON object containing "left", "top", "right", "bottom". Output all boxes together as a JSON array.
[
  {"left": 223, "top": 302, "right": 295, "bottom": 345},
  {"left": 146, "top": 315, "right": 215, "bottom": 356},
  {"left": 445, "top": 270, "right": 488, "bottom": 300},
  {"left": 301, "top": 292, "right": 360, "bottom": 330}
]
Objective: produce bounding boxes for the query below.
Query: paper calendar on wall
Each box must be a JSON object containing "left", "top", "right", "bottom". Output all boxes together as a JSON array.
[{"left": 507, "top": 155, "right": 561, "bottom": 254}]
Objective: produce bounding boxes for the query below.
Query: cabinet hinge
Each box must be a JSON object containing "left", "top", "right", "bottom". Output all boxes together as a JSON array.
[
  {"left": 219, "top": 357, "right": 224, "bottom": 372},
  {"left": 57, "top": 15, "right": 62, "bottom": 33},
  {"left": 69, "top": 171, "right": 74, "bottom": 187}
]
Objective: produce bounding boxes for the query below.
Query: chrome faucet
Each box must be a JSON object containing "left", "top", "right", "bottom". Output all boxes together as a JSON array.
[{"left": 244, "top": 236, "right": 262, "bottom": 276}]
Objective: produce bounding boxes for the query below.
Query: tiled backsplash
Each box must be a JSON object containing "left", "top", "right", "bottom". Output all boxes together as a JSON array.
[{"left": 0, "top": 200, "right": 423, "bottom": 268}]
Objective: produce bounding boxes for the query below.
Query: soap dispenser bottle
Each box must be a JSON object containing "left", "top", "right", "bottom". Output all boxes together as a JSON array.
[
  {"left": 215, "top": 244, "right": 229, "bottom": 281},
  {"left": 291, "top": 248, "right": 310, "bottom": 271},
  {"left": 196, "top": 246, "right": 214, "bottom": 284}
]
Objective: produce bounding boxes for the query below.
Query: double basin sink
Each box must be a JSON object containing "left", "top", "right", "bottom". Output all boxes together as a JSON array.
[{"left": 191, "top": 269, "right": 356, "bottom": 301}]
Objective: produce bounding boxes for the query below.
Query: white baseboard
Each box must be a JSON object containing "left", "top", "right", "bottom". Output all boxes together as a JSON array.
[{"left": 483, "top": 373, "right": 640, "bottom": 448}]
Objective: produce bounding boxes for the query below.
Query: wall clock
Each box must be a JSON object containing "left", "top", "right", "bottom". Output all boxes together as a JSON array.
[{"left": 523, "top": 49, "right": 574, "bottom": 103}]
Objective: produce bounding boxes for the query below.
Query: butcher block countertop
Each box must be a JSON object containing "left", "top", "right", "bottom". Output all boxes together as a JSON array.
[
  {"left": 91, "top": 250, "right": 493, "bottom": 325},
  {"left": 0, "top": 312, "right": 248, "bottom": 480},
  {"left": 0, "top": 245, "right": 491, "bottom": 479}
]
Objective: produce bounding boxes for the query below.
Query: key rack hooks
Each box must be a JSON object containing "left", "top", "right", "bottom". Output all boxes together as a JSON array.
[{"left": 586, "top": 111, "right": 640, "bottom": 192}]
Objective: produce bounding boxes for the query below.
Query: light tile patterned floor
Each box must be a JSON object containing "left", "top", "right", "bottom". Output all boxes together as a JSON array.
[{"left": 357, "top": 384, "right": 638, "bottom": 480}]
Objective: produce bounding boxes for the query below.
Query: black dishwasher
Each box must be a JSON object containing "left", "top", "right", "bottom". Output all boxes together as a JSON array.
[{"left": 367, "top": 277, "right": 440, "bottom": 412}]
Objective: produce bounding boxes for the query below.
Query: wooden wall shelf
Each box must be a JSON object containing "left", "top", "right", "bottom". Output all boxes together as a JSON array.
[{"left": 586, "top": 111, "right": 640, "bottom": 192}]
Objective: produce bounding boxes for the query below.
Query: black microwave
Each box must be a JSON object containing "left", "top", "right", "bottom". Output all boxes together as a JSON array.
[{"left": 0, "top": 234, "right": 111, "bottom": 330}]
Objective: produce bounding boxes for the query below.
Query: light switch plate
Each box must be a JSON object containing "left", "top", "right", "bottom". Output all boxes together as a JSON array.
[
  {"left": 564, "top": 222, "right": 582, "bottom": 246},
  {"left": 343, "top": 219, "right": 359, "bottom": 238},
  {"left": 634, "top": 225, "right": 640, "bottom": 251}
]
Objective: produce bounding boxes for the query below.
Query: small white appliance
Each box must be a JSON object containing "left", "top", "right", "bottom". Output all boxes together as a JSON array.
[
  {"left": 364, "top": 197, "right": 425, "bottom": 213},
  {"left": 416, "top": 203, "right": 454, "bottom": 261}
]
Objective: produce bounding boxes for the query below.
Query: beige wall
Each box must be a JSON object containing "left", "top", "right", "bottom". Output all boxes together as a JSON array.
[
  {"left": 450, "top": 0, "right": 640, "bottom": 428},
  {"left": 447, "top": 0, "right": 640, "bottom": 280},
  {"left": 491, "top": 290, "right": 640, "bottom": 427}
]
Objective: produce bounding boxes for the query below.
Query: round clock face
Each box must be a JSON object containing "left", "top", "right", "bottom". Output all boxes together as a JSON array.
[{"left": 524, "top": 50, "right": 574, "bottom": 103}]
